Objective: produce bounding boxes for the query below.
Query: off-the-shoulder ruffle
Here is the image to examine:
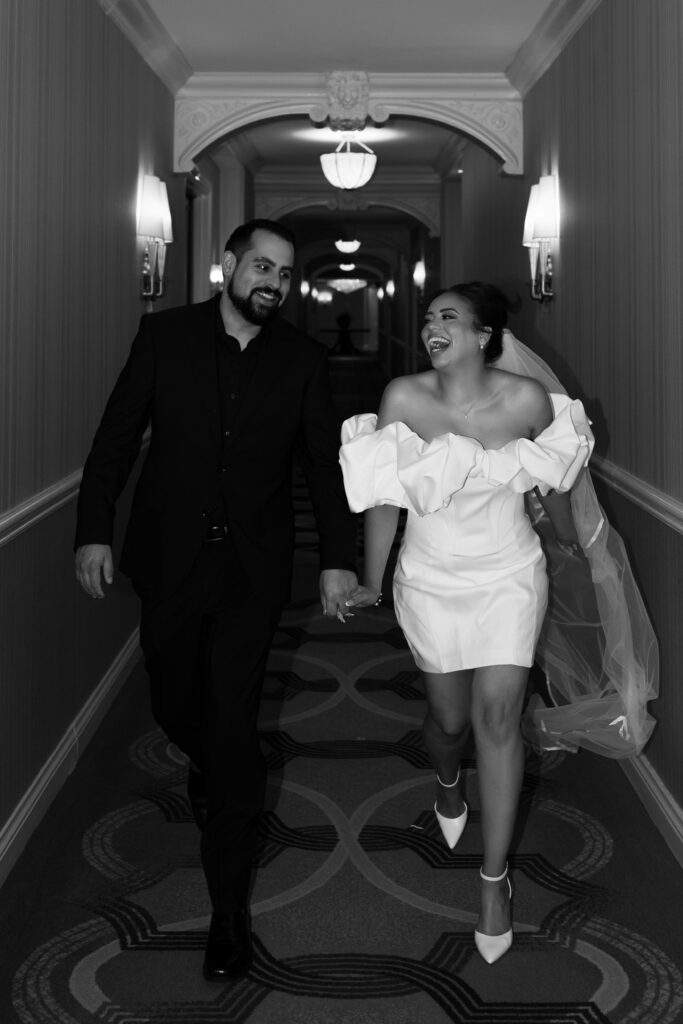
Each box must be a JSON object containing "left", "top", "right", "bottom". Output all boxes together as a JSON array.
[{"left": 339, "top": 393, "right": 594, "bottom": 516}]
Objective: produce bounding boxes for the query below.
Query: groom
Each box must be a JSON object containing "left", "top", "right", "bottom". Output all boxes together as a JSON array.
[{"left": 75, "top": 219, "right": 357, "bottom": 980}]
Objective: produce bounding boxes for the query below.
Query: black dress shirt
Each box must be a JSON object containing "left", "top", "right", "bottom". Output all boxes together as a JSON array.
[{"left": 208, "top": 305, "right": 264, "bottom": 528}]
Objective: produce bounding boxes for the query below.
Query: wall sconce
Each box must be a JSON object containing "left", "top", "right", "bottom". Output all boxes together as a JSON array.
[
  {"left": 413, "top": 259, "right": 426, "bottom": 292},
  {"left": 300, "top": 280, "right": 310, "bottom": 297},
  {"left": 385, "top": 280, "right": 395, "bottom": 298},
  {"left": 137, "top": 174, "right": 173, "bottom": 309},
  {"left": 209, "top": 263, "right": 224, "bottom": 293},
  {"left": 377, "top": 285, "right": 385, "bottom": 301},
  {"left": 523, "top": 174, "right": 559, "bottom": 301}
]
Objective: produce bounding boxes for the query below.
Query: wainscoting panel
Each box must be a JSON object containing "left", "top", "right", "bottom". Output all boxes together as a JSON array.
[{"left": 0, "top": 0, "right": 185, "bottom": 856}]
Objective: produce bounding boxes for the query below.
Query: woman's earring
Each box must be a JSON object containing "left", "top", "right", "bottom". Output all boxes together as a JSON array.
[{"left": 479, "top": 335, "right": 487, "bottom": 349}]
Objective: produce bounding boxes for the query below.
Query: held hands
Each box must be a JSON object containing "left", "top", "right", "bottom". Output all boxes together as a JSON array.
[
  {"left": 320, "top": 569, "right": 358, "bottom": 623},
  {"left": 75, "top": 544, "right": 113, "bottom": 599},
  {"left": 344, "top": 583, "right": 383, "bottom": 610}
]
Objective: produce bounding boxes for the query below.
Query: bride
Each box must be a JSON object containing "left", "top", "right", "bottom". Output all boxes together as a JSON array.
[{"left": 340, "top": 281, "right": 658, "bottom": 964}]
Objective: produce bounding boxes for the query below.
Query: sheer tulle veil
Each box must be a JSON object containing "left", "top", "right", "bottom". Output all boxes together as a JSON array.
[{"left": 498, "top": 330, "right": 659, "bottom": 758}]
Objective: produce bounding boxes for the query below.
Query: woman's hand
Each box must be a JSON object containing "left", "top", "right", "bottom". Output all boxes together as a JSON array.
[{"left": 345, "top": 584, "right": 383, "bottom": 610}]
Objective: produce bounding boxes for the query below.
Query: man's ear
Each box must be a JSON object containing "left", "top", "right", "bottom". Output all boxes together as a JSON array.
[{"left": 222, "top": 251, "right": 236, "bottom": 279}]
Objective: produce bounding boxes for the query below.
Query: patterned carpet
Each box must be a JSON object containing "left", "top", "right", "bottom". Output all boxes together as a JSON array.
[{"left": 1, "top": 357, "right": 682, "bottom": 1023}]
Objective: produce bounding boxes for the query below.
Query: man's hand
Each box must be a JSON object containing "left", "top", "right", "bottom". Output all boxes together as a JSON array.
[
  {"left": 75, "top": 544, "right": 114, "bottom": 599},
  {"left": 320, "top": 569, "right": 358, "bottom": 623}
]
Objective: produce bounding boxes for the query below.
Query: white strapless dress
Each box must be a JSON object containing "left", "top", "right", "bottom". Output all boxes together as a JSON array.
[{"left": 340, "top": 394, "right": 594, "bottom": 674}]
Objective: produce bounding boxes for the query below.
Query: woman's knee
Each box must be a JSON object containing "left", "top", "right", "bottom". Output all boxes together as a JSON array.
[
  {"left": 424, "top": 709, "right": 470, "bottom": 741},
  {"left": 472, "top": 698, "right": 522, "bottom": 745}
]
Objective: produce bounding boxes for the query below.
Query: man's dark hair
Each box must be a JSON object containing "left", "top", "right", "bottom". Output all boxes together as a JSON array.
[{"left": 224, "top": 219, "right": 296, "bottom": 259}]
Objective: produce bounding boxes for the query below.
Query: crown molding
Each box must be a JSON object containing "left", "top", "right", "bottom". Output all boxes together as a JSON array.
[
  {"left": 97, "top": 0, "right": 193, "bottom": 94},
  {"left": 507, "top": 0, "right": 604, "bottom": 96}
]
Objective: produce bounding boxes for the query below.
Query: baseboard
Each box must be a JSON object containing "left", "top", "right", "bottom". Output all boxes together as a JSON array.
[
  {"left": 0, "top": 630, "right": 141, "bottom": 888},
  {"left": 621, "top": 755, "right": 683, "bottom": 869}
]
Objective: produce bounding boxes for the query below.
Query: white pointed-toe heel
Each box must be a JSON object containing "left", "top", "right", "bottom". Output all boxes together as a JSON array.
[
  {"left": 474, "top": 866, "right": 513, "bottom": 964},
  {"left": 434, "top": 770, "right": 468, "bottom": 850}
]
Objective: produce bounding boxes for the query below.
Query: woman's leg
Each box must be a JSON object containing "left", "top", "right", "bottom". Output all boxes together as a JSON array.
[
  {"left": 471, "top": 663, "right": 529, "bottom": 934},
  {"left": 422, "top": 669, "right": 473, "bottom": 817}
]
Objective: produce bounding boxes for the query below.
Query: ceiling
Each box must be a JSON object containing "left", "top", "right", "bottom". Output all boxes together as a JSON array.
[
  {"left": 140, "top": 0, "right": 556, "bottom": 170},
  {"left": 146, "top": 0, "right": 554, "bottom": 75}
]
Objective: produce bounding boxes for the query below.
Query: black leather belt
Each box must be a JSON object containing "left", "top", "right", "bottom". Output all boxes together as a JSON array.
[{"left": 205, "top": 524, "right": 228, "bottom": 543}]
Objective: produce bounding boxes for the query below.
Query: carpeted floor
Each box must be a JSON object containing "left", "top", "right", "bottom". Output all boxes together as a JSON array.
[{"left": 1, "top": 355, "right": 682, "bottom": 1023}]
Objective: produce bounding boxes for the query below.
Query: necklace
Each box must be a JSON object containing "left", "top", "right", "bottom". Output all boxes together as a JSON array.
[{"left": 451, "top": 396, "right": 486, "bottom": 420}]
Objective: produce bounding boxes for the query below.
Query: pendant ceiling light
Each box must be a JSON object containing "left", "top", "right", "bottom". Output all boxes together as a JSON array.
[
  {"left": 335, "top": 239, "right": 361, "bottom": 253},
  {"left": 320, "top": 138, "right": 377, "bottom": 190},
  {"left": 328, "top": 278, "right": 367, "bottom": 294}
]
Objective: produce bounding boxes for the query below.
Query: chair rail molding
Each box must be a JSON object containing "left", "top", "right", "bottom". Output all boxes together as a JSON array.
[
  {"left": 174, "top": 72, "right": 523, "bottom": 175},
  {"left": 0, "top": 630, "right": 141, "bottom": 888},
  {"left": 591, "top": 456, "right": 683, "bottom": 538}
]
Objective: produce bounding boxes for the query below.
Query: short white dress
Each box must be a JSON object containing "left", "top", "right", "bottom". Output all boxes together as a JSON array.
[{"left": 340, "top": 394, "right": 594, "bottom": 674}]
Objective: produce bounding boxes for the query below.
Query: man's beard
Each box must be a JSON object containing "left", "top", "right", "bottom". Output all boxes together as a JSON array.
[{"left": 228, "top": 279, "right": 282, "bottom": 325}]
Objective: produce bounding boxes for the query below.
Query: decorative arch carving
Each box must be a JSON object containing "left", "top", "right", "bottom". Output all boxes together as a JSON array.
[
  {"left": 254, "top": 191, "right": 440, "bottom": 236},
  {"left": 174, "top": 73, "right": 523, "bottom": 174}
]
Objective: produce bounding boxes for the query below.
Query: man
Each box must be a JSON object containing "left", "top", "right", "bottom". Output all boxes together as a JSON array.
[{"left": 75, "top": 219, "right": 357, "bottom": 981}]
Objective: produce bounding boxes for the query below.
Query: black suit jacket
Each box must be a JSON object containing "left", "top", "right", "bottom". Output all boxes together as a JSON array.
[{"left": 75, "top": 296, "right": 356, "bottom": 604}]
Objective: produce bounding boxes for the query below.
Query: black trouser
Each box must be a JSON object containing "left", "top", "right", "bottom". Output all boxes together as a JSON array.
[{"left": 136, "top": 536, "right": 282, "bottom": 913}]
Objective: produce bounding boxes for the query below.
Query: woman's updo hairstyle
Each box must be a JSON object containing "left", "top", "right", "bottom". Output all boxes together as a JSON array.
[{"left": 448, "top": 281, "right": 521, "bottom": 364}]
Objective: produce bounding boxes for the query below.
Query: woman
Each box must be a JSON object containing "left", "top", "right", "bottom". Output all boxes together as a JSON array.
[{"left": 340, "top": 282, "right": 595, "bottom": 964}]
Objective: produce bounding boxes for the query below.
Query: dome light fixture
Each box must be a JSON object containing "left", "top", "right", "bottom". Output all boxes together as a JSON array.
[
  {"left": 320, "top": 137, "right": 377, "bottom": 190},
  {"left": 328, "top": 278, "right": 367, "bottom": 294},
  {"left": 335, "top": 239, "right": 361, "bottom": 254}
]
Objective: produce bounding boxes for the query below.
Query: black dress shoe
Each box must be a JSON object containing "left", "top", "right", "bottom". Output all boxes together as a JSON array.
[
  {"left": 187, "top": 767, "right": 208, "bottom": 830},
  {"left": 203, "top": 910, "right": 253, "bottom": 981}
]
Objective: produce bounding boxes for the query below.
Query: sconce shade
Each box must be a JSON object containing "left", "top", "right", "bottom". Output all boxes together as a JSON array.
[
  {"left": 533, "top": 174, "right": 559, "bottom": 240},
  {"left": 413, "top": 259, "right": 426, "bottom": 289},
  {"left": 159, "top": 181, "right": 173, "bottom": 243},
  {"left": 522, "top": 184, "right": 539, "bottom": 246},
  {"left": 137, "top": 174, "right": 164, "bottom": 239},
  {"left": 209, "top": 263, "right": 224, "bottom": 286},
  {"left": 320, "top": 139, "right": 377, "bottom": 190}
]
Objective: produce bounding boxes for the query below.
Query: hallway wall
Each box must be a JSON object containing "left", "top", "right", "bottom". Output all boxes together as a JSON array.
[
  {"left": 460, "top": 0, "right": 683, "bottom": 808},
  {"left": 0, "top": 0, "right": 186, "bottom": 874}
]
